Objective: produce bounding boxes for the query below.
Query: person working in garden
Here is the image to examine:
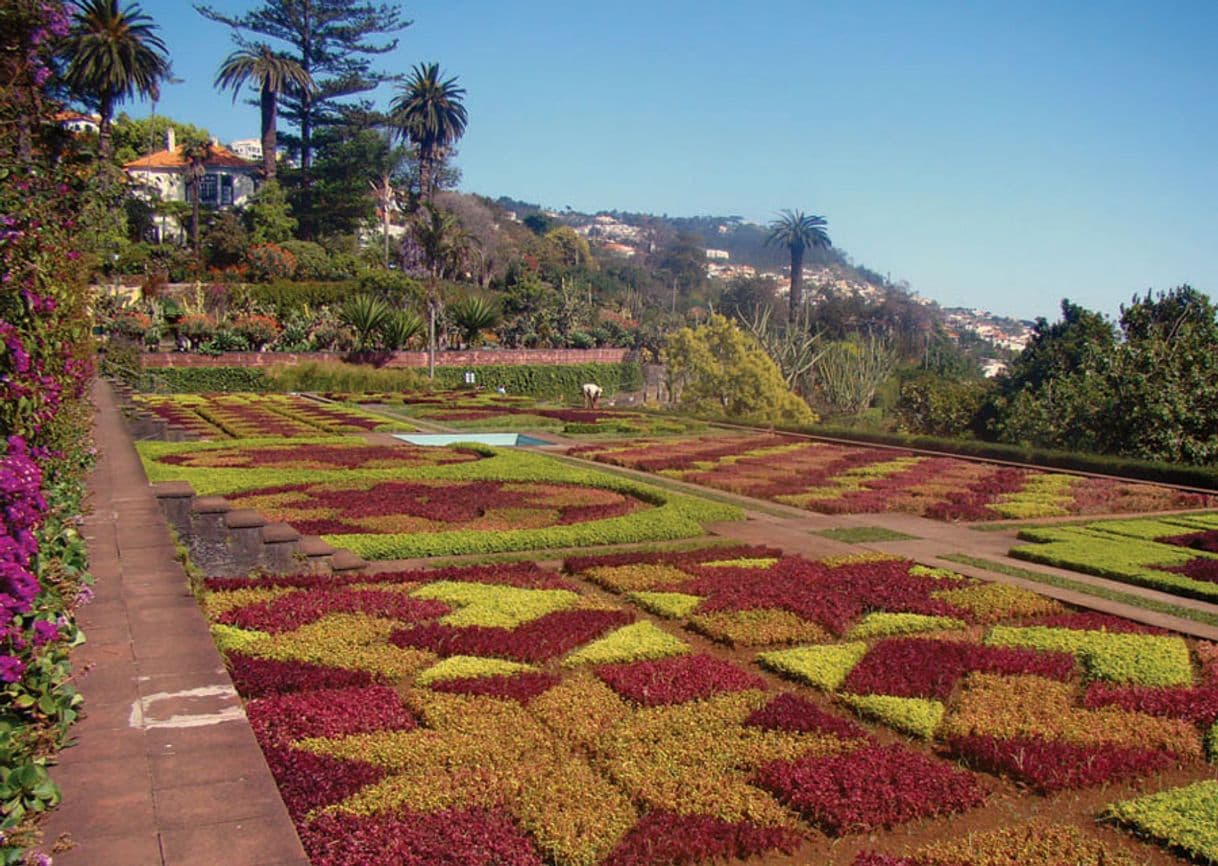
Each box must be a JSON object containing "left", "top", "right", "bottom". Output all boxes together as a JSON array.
[{"left": 582, "top": 382, "right": 603, "bottom": 409}]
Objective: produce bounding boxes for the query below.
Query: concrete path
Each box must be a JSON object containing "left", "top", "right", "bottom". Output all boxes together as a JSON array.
[{"left": 41, "top": 381, "right": 307, "bottom": 866}]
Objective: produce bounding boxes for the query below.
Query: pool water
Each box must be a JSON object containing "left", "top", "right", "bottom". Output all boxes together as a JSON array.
[{"left": 393, "top": 433, "right": 553, "bottom": 447}]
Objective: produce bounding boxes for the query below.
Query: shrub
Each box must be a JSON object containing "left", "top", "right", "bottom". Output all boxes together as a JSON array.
[
  {"left": 231, "top": 313, "right": 282, "bottom": 350},
  {"left": 245, "top": 243, "right": 298, "bottom": 282},
  {"left": 279, "top": 240, "right": 336, "bottom": 281}
]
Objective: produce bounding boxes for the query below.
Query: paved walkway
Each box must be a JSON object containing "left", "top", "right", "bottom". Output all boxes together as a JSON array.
[{"left": 41, "top": 381, "right": 306, "bottom": 866}]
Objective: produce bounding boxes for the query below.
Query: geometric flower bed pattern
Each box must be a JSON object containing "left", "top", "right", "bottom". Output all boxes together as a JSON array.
[
  {"left": 570, "top": 434, "right": 1213, "bottom": 521},
  {"left": 204, "top": 562, "right": 990, "bottom": 865},
  {"left": 354, "top": 391, "right": 707, "bottom": 437},
  {"left": 1104, "top": 779, "right": 1218, "bottom": 865},
  {"left": 565, "top": 546, "right": 1216, "bottom": 795},
  {"left": 228, "top": 478, "right": 645, "bottom": 537},
  {"left": 138, "top": 440, "right": 741, "bottom": 558},
  {"left": 1013, "top": 513, "right": 1218, "bottom": 603},
  {"left": 133, "top": 392, "right": 413, "bottom": 439},
  {"left": 853, "top": 821, "right": 1143, "bottom": 866}
]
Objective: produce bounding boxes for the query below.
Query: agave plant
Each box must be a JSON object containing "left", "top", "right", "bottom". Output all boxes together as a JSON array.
[
  {"left": 448, "top": 296, "right": 502, "bottom": 348},
  {"left": 339, "top": 294, "right": 390, "bottom": 350},
  {"left": 379, "top": 309, "right": 424, "bottom": 350}
]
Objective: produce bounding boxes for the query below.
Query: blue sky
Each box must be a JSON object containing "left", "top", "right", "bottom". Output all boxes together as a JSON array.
[{"left": 143, "top": 0, "right": 1217, "bottom": 320}]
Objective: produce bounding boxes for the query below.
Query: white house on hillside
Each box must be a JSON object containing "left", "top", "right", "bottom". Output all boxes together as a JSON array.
[{"left": 125, "top": 128, "right": 259, "bottom": 212}]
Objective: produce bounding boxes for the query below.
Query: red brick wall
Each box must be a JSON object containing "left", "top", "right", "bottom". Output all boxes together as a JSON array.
[{"left": 141, "top": 348, "right": 631, "bottom": 369}]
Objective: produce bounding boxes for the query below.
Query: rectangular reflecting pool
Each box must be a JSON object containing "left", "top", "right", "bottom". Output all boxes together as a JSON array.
[{"left": 392, "top": 433, "right": 554, "bottom": 447}]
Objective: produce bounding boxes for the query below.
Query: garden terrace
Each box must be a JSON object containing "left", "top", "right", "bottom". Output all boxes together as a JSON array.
[
  {"left": 356, "top": 390, "right": 709, "bottom": 438},
  {"left": 133, "top": 393, "right": 413, "bottom": 439},
  {"left": 1012, "top": 513, "right": 1218, "bottom": 603},
  {"left": 137, "top": 438, "right": 740, "bottom": 558},
  {"left": 204, "top": 561, "right": 996, "bottom": 866},
  {"left": 570, "top": 435, "right": 1214, "bottom": 521},
  {"left": 564, "top": 546, "right": 1218, "bottom": 802}
]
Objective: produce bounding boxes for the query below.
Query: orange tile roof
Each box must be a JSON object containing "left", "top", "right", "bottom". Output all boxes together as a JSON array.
[
  {"left": 53, "top": 110, "right": 100, "bottom": 124},
  {"left": 124, "top": 144, "right": 258, "bottom": 171}
]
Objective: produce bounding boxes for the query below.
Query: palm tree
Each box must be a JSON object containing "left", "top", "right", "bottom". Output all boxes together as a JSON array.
[
  {"left": 390, "top": 63, "right": 468, "bottom": 202},
  {"left": 63, "top": 0, "right": 170, "bottom": 160},
  {"left": 765, "top": 210, "right": 831, "bottom": 322},
  {"left": 410, "top": 203, "right": 470, "bottom": 377},
  {"left": 214, "top": 44, "right": 312, "bottom": 180},
  {"left": 378, "top": 310, "right": 424, "bottom": 350},
  {"left": 180, "top": 138, "right": 212, "bottom": 255}
]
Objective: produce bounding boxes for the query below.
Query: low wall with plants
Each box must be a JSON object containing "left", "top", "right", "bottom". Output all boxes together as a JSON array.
[{"left": 141, "top": 348, "right": 632, "bottom": 368}]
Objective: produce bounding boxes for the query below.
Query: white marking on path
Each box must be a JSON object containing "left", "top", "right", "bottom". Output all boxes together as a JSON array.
[{"left": 129, "top": 685, "right": 246, "bottom": 729}]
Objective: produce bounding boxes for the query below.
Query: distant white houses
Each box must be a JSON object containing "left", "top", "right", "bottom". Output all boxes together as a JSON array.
[
  {"left": 227, "top": 138, "right": 262, "bottom": 162},
  {"left": 705, "top": 248, "right": 730, "bottom": 261},
  {"left": 54, "top": 110, "right": 100, "bottom": 135}
]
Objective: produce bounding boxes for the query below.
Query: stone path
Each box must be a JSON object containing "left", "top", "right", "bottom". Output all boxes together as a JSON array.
[{"left": 41, "top": 381, "right": 306, "bottom": 866}]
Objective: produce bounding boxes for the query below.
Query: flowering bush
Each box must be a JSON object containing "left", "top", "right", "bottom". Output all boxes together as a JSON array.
[
  {"left": 245, "top": 243, "right": 297, "bottom": 281},
  {"left": 0, "top": 3, "right": 101, "bottom": 855},
  {"left": 231, "top": 313, "right": 282, "bottom": 350}
]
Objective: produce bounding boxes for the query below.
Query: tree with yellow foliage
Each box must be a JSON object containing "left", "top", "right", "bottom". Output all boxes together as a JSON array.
[{"left": 662, "top": 314, "right": 816, "bottom": 425}]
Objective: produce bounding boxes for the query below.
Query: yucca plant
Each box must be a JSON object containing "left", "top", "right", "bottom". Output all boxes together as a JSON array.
[
  {"left": 339, "top": 294, "right": 389, "bottom": 350},
  {"left": 448, "top": 295, "right": 501, "bottom": 348},
  {"left": 379, "top": 309, "right": 424, "bottom": 350}
]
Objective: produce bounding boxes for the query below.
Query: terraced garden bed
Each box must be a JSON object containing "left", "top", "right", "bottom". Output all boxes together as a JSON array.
[
  {"left": 204, "top": 562, "right": 993, "bottom": 866},
  {"left": 134, "top": 393, "right": 413, "bottom": 439},
  {"left": 570, "top": 434, "right": 1213, "bottom": 520},
  {"left": 1012, "top": 513, "right": 1218, "bottom": 603},
  {"left": 138, "top": 439, "right": 739, "bottom": 558},
  {"left": 564, "top": 547, "right": 1218, "bottom": 799},
  {"left": 201, "top": 551, "right": 1211, "bottom": 865},
  {"left": 338, "top": 390, "right": 708, "bottom": 437}
]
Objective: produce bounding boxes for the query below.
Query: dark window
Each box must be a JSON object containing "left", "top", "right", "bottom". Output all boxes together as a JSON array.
[
  {"left": 200, "top": 174, "right": 218, "bottom": 203},
  {"left": 220, "top": 174, "right": 234, "bottom": 206}
]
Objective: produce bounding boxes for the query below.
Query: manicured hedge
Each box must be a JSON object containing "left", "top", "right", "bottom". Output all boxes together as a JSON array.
[
  {"left": 429, "top": 361, "right": 643, "bottom": 400},
  {"left": 136, "top": 360, "right": 642, "bottom": 400},
  {"left": 142, "top": 366, "right": 272, "bottom": 393}
]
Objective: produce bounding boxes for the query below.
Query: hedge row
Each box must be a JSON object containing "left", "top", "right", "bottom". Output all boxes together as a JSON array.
[
  {"left": 427, "top": 362, "right": 643, "bottom": 400},
  {"left": 136, "top": 361, "right": 642, "bottom": 401}
]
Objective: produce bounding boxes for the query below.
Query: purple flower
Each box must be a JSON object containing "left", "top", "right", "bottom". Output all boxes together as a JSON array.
[
  {"left": 32, "top": 620, "right": 59, "bottom": 646},
  {"left": 0, "top": 655, "right": 26, "bottom": 683}
]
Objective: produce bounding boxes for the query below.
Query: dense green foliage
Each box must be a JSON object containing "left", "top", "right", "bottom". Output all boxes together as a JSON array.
[{"left": 986, "top": 289, "right": 1218, "bottom": 465}]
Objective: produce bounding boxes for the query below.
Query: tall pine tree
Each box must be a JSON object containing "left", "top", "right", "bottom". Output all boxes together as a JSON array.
[{"left": 195, "top": 0, "right": 409, "bottom": 236}]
